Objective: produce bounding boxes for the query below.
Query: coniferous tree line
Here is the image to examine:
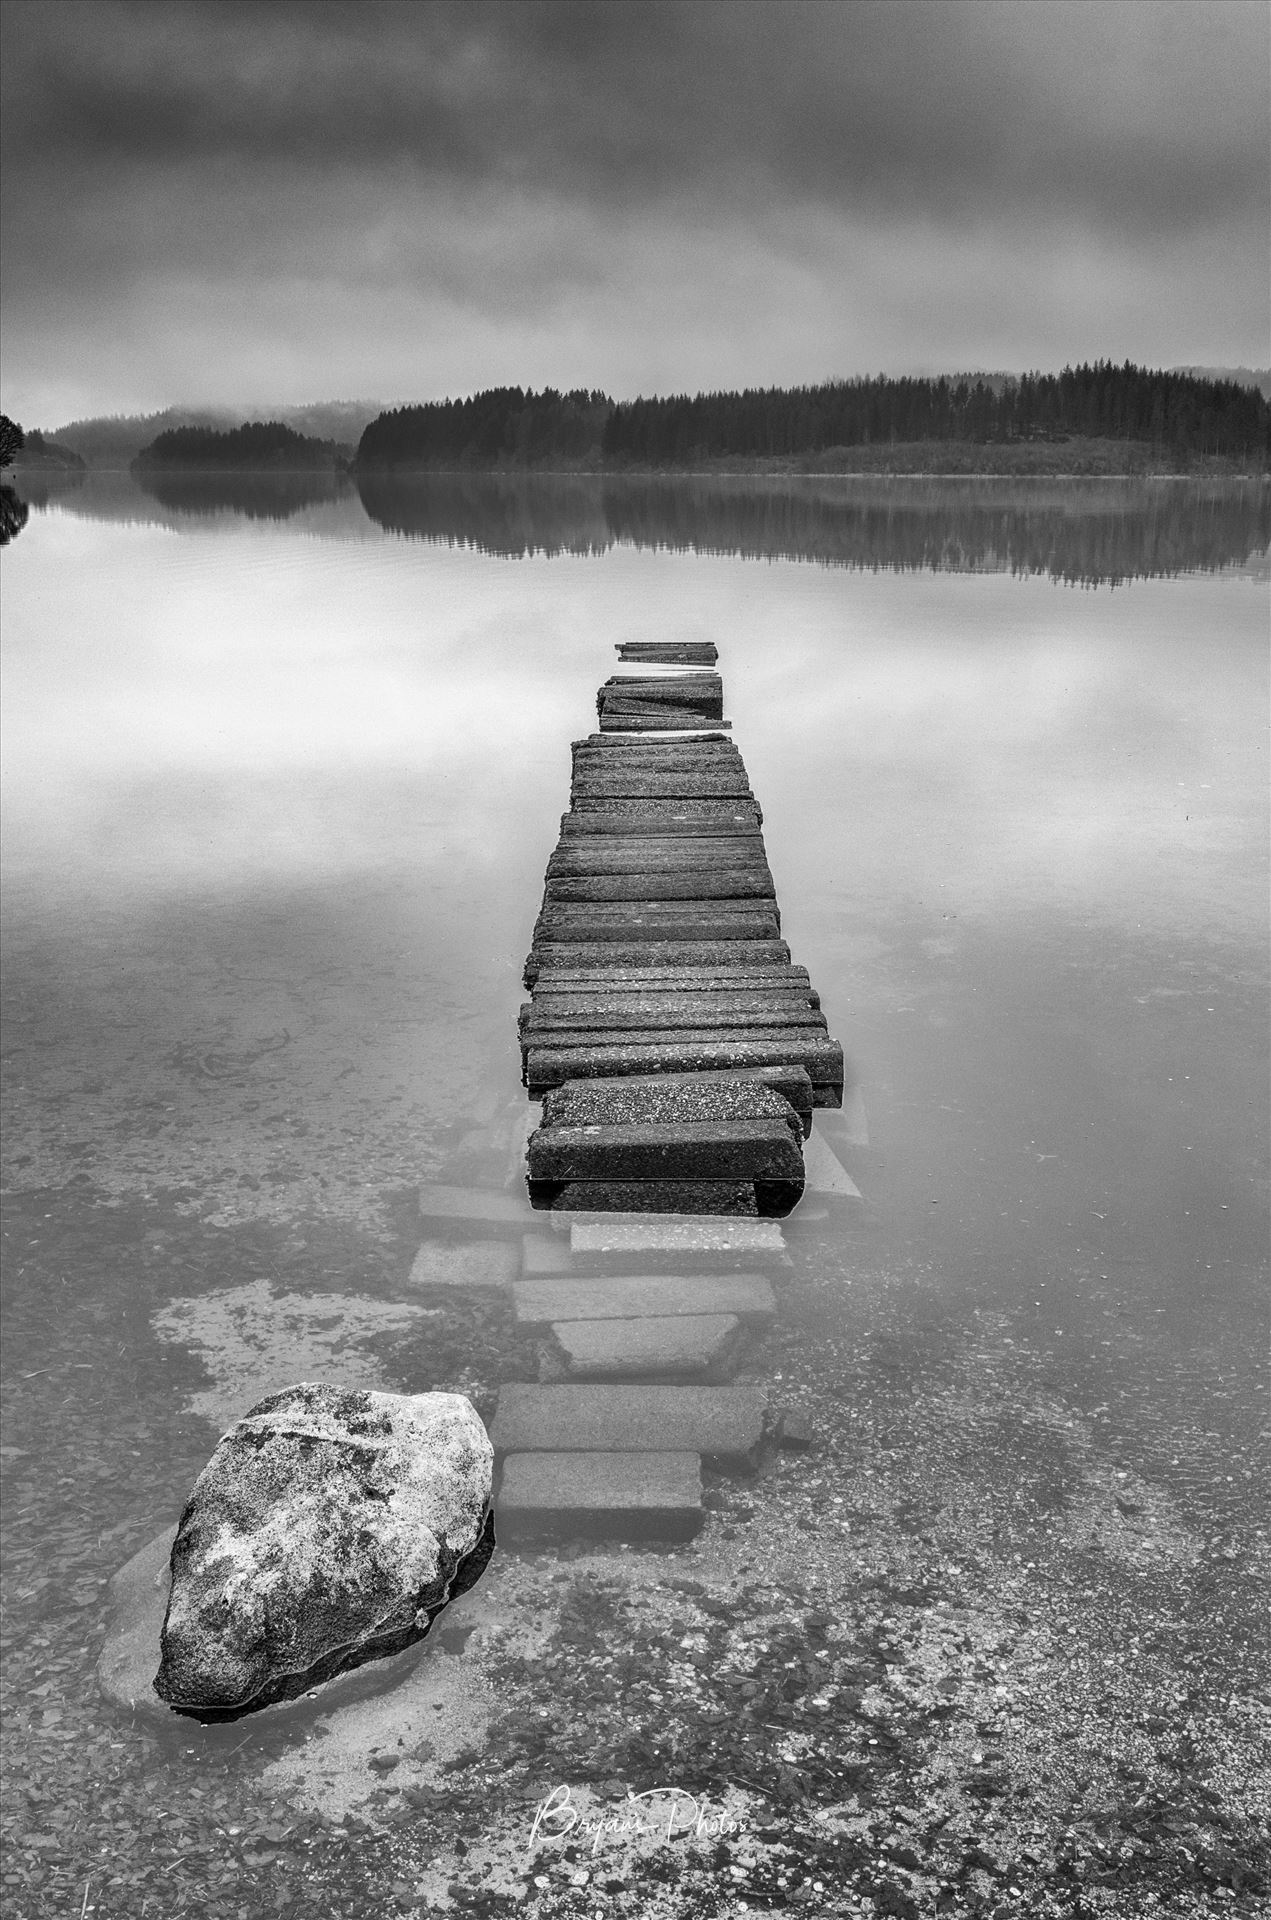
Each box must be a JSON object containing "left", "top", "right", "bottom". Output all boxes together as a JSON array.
[
  {"left": 354, "top": 365, "right": 1268, "bottom": 469},
  {"left": 133, "top": 421, "right": 345, "bottom": 469},
  {"left": 601, "top": 364, "right": 1270, "bottom": 463},
  {"left": 357, "top": 388, "right": 610, "bottom": 469}
]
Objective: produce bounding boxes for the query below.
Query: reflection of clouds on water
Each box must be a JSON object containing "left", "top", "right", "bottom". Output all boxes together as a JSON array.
[{"left": 2, "top": 488, "right": 1265, "bottom": 956}]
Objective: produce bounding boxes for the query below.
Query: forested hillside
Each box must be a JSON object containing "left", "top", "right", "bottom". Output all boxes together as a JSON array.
[
  {"left": 601, "top": 365, "right": 1270, "bottom": 465},
  {"left": 354, "top": 365, "right": 1268, "bottom": 471},
  {"left": 357, "top": 388, "right": 610, "bottom": 469},
  {"left": 133, "top": 421, "right": 345, "bottom": 470}
]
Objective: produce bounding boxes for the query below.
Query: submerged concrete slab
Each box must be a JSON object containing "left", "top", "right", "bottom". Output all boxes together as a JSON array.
[
  {"left": 512, "top": 1274, "right": 777, "bottom": 1331},
  {"left": 547, "top": 1313, "right": 745, "bottom": 1381},
  {"left": 407, "top": 1240, "right": 520, "bottom": 1292},
  {"left": 418, "top": 1183, "right": 535, "bottom": 1228},
  {"left": 802, "top": 1129, "right": 864, "bottom": 1199},
  {"left": 568, "top": 1217, "right": 788, "bottom": 1271},
  {"left": 521, "top": 1231, "right": 574, "bottom": 1277},
  {"left": 490, "top": 1382, "right": 768, "bottom": 1462},
  {"left": 498, "top": 1452, "right": 703, "bottom": 1543}
]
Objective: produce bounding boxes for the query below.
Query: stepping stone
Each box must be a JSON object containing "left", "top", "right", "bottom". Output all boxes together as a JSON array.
[
  {"left": 545, "top": 1313, "right": 745, "bottom": 1381},
  {"left": 418, "top": 1183, "right": 535, "bottom": 1228},
  {"left": 497, "top": 1451, "right": 703, "bottom": 1543},
  {"left": 524, "top": 941, "right": 792, "bottom": 986},
  {"left": 522, "top": 1231, "right": 573, "bottom": 1276},
  {"left": 512, "top": 1274, "right": 777, "bottom": 1331},
  {"left": 490, "top": 1382, "right": 768, "bottom": 1463},
  {"left": 802, "top": 1129, "right": 863, "bottom": 1199},
  {"left": 540, "top": 1066, "right": 813, "bottom": 1134},
  {"left": 527, "top": 1117, "right": 804, "bottom": 1184},
  {"left": 407, "top": 1239, "right": 519, "bottom": 1291},
  {"left": 533, "top": 1179, "right": 762, "bottom": 1216},
  {"left": 543, "top": 870, "right": 775, "bottom": 901},
  {"left": 568, "top": 1217, "right": 788, "bottom": 1271}
]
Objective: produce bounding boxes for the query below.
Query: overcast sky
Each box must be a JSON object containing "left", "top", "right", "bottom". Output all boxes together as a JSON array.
[{"left": 2, "top": 0, "right": 1267, "bottom": 427}]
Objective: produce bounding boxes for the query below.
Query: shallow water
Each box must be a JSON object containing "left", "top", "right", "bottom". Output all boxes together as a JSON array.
[{"left": 2, "top": 474, "right": 1268, "bottom": 1916}]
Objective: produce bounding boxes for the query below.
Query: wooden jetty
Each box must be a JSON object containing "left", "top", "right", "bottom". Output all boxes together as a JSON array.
[
  {"left": 409, "top": 639, "right": 859, "bottom": 1546},
  {"left": 521, "top": 642, "right": 844, "bottom": 1217}
]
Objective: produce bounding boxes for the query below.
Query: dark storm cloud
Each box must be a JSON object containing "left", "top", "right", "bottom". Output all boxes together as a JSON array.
[
  {"left": 6, "top": 0, "right": 1264, "bottom": 226},
  {"left": 1, "top": 0, "right": 1267, "bottom": 421}
]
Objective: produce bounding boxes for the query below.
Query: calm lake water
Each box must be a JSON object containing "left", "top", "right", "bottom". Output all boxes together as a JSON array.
[{"left": 1, "top": 472, "right": 1268, "bottom": 1916}]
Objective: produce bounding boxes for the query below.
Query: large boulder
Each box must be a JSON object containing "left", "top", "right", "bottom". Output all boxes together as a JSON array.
[{"left": 154, "top": 1384, "right": 494, "bottom": 1721}]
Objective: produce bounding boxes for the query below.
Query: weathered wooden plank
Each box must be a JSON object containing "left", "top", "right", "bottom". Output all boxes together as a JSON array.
[
  {"left": 525, "top": 1033, "right": 844, "bottom": 1097},
  {"left": 523, "top": 939, "right": 792, "bottom": 984},
  {"left": 540, "top": 1066, "right": 814, "bottom": 1132},
  {"left": 599, "top": 711, "right": 731, "bottom": 732},
  {"left": 568, "top": 1217, "right": 787, "bottom": 1268},
  {"left": 533, "top": 909, "right": 782, "bottom": 943},
  {"left": 543, "top": 870, "right": 775, "bottom": 901},
  {"left": 527, "top": 1117, "right": 804, "bottom": 1183},
  {"left": 616, "top": 640, "right": 718, "bottom": 661},
  {"left": 529, "top": 966, "right": 813, "bottom": 992},
  {"left": 559, "top": 811, "right": 759, "bottom": 836},
  {"left": 547, "top": 840, "right": 769, "bottom": 872}
]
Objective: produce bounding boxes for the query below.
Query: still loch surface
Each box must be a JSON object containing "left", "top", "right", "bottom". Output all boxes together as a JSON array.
[{"left": 1, "top": 474, "right": 1268, "bottom": 1916}]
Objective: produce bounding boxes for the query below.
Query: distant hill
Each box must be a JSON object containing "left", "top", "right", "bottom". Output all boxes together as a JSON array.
[
  {"left": 48, "top": 400, "right": 388, "bottom": 467},
  {"left": 132, "top": 421, "right": 346, "bottom": 471},
  {"left": 11, "top": 429, "right": 86, "bottom": 472}
]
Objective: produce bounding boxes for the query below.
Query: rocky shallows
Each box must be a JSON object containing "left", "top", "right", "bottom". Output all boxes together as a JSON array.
[{"left": 154, "top": 1384, "right": 494, "bottom": 1720}]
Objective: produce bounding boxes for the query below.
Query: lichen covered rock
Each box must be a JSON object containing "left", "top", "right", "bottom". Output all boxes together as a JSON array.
[{"left": 154, "top": 1384, "right": 494, "bottom": 1720}]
